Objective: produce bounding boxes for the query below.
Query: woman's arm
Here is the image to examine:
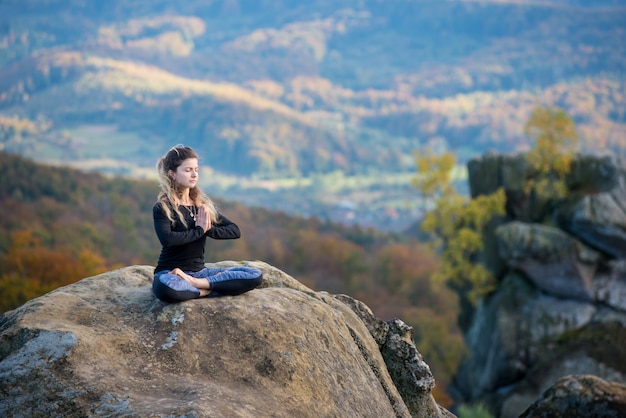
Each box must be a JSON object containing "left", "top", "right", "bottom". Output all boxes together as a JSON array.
[
  {"left": 153, "top": 203, "right": 204, "bottom": 247},
  {"left": 206, "top": 213, "right": 241, "bottom": 240}
]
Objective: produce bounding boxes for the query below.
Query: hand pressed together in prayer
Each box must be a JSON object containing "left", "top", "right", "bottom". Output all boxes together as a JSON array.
[{"left": 195, "top": 204, "right": 211, "bottom": 232}]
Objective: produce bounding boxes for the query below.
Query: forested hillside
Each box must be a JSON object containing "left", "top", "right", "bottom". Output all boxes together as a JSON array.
[
  {"left": 0, "top": 150, "right": 462, "bottom": 404},
  {"left": 2, "top": 0, "right": 624, "bottom": 168},
  {"left": 0, "top": 0, "right": 624, "bottom": 228}
]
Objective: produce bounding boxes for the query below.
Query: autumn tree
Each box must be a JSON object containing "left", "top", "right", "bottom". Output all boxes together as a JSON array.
[
  {"left": 0, "top": 230, "right": 109, "bottom": 313},
  {"left": 413, "top": 149, "right": 506, "bottom": 304},
  {"left": 523, "top": 106, "right": 579, "bottom": 219},
  {"left": 413, "top": 106, "right": 579, "bottom": 302}
]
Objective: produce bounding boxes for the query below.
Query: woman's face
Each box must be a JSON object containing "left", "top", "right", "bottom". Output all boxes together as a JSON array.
[{"left": 171, "top": 158, "right": 199, "bottom": 189}]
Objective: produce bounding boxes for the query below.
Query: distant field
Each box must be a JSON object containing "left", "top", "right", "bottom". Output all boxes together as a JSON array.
[{"left": 66, "top": 125, "right": 163, "bottom": 163}]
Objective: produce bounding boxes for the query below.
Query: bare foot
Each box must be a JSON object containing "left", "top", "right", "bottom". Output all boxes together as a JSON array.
[{"left": 170, "top": 268, "right": 211, "bottom": 291}]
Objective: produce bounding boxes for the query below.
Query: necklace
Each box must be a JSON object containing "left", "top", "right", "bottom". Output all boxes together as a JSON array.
[{"left": 183, "top": 204, "right": 196, "bottom": 220}]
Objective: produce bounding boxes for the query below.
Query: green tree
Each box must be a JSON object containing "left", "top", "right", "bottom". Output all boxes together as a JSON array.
[{"left": 413, "top": 150, "right": 506, "bottom": 304}]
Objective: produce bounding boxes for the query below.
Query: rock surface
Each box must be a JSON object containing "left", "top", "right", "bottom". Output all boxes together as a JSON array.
[
  {"left": 0, "top": 261, "right": 454, "bottom": 418},
  {"left": 557, "top": 188, "right": 626, "bottom": 260},
  {"left": 453, "top": 153, "right": 626, "bottom": 417},
  {"left": 519, "top": 375, "right": 626, "bottom": 418},
  {"left": 495, "top": 221, "right": 601, "bottom": 302}
]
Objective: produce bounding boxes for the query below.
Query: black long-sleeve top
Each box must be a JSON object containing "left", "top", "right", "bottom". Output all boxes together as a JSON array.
[{"left": 153, "top": 201, "right": 240, "bottom": 273}]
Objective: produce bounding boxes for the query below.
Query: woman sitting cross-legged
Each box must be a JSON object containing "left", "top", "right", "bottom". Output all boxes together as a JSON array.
[{"left": 152, "top": 145, "right": 262, "bottom": 302}]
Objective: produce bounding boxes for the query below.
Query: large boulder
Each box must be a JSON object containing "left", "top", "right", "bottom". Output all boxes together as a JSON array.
[
  {"left": 467, "top": 152, "right": 531, "bottom": 220},
  {"left": 467, "top": 152, "right": 529, "bottom": 200},
  {"left": 557, "top": 181, "right": 626, "bottom": 260},
  {"left": 453, "top": 272, "right": 606, "bottom": 398},
  {"left": 452, "top": 273, "right": 626, "bottom": 418},
  {"left": 519, "top": 375, "right": 626, "bottom": 418},
  {"left": 594, "top": 260, "right": 626, "bottom": 311},
  {"left": 566, "top": 154, "right": 624, "bottom": 194},
  {"left": 501, "top": 320, "right": 626, "bottom": 417},
  {"left": 0, "top": 261, "right": 454, "bottom": 418},
  {"left": 467, "top": 153, "right": 626, "bottom": 227},
  {"left": 495, "top": 222, "right": 601, "bottom": 302},
  {"left": 496, "top": 222, "right": 626, "bottom": 312}
]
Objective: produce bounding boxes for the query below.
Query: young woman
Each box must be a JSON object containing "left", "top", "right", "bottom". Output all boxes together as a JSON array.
[{"left": 152, "top": 145, "right": 262, "bottom": 302}]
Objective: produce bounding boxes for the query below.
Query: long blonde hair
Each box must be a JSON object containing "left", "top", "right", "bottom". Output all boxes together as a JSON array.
[{"left": 156, "top": 145, "right": 219, "bottom": 227}]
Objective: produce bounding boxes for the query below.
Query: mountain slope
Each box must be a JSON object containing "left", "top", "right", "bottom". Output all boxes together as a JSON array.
[
  {"left": 2, "top": 1, "right": 624, "bottom": 164},
  {"left": 0, "top": 0, "right": 624, "bottom": 228}
]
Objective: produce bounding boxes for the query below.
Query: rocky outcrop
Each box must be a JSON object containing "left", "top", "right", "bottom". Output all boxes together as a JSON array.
[
  {"left": 454, "top": 153, "right": 626, "bottom": 417},
  {"left": 0, "top": 261, "right": 454, "bottom": 418},
  {"left": 557, "top": 182, "right": 626, "bottom": 260},
  {"left": 495, "top": 222, "right": 601, "bottom": 302}
]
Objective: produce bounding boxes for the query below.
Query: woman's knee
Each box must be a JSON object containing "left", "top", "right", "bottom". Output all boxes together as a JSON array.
[
  {"left": 209, "top": 268, "right": 263, "bottom": 296},
  {"left": 152, "top": 273, "right": 200, "bottom": 302}
]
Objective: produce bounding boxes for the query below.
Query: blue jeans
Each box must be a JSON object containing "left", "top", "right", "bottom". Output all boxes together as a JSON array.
[{"left": 153, "top": 266, "right": 263, "bottom": 303}]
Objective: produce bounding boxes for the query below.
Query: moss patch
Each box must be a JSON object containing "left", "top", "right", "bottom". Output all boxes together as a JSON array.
[{"left": 553, "top": 320, "right": 626, "bottom": 373}]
